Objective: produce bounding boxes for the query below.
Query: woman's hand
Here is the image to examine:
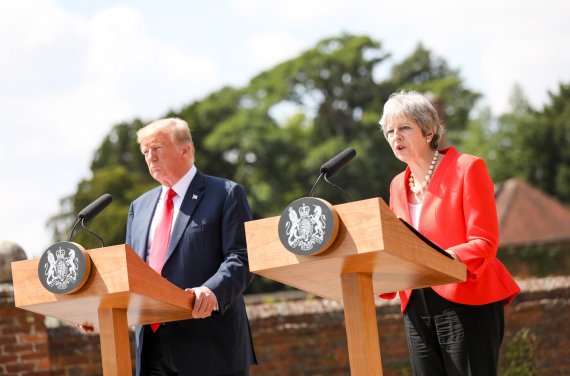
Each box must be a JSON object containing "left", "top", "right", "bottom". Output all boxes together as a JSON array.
[{"left": 446, "top": 249, "right": 459, "bottom": 260}]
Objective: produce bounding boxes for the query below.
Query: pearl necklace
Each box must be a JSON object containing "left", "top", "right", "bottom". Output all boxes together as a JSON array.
[{"left": 409, "top": 150, "right": 440, "bottom": 197}]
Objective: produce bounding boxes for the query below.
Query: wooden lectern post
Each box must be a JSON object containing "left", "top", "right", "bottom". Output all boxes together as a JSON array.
[
  {"left": 11, "top": 244, "right": 195, "bottom": 376},
  {"left": 341, "top": 272, "right": 383, "bottom": 375},
  {"left": 245, "top": 197, "right": 466, "bottom": 375}
]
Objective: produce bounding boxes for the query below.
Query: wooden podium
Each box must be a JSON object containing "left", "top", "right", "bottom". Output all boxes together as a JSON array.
[
  {"left": 245, "top": 197, "right": 466, "bottom": 375},
  {"left": 11, "top": 244, "right": 195, "bottom": 376}
]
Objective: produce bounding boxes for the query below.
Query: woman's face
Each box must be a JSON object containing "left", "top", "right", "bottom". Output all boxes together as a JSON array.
[{"left": 384, "top": 115, "right": 431, "bottom": 164}]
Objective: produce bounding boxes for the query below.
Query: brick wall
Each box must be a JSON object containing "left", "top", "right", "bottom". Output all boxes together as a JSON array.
[
  {"left": 2, "top": 277, "right": 569, "bottom": 375},
  {"left": 46, "top": 326, "right": 136, "bottom": 376},
  {"left": 247, "top": 277, "right": 570, "bottom": 375},
  {"left": 0, "top": 285, "right": 51, "bottom": 376},
  {"left": 500, "top": 277, "right": 570, "bottom": 374},
  {"left": 246, "top": 293, "right": 410, "bottom": 375}
]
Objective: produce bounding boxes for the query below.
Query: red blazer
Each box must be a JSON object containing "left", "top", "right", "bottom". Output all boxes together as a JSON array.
[{"left": 382, "top": 147, "right": 520, "bottom": 312}]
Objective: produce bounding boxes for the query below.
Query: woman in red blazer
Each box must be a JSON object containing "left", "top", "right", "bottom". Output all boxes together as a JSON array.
[{"left": 378, "top": 91, "right": 519, "bottom": 375}]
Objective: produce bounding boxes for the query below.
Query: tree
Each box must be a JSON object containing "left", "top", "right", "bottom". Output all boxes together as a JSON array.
[
  {"left": 537, "top": 83, "right": 570, "bottom": 203},
  {"left": 388, "top": 43, "right": 481, "bottom": 146},
  {"left": 464, "top": 83, "right": 570, "bottom": 205},
  {"left": 49, "top": 34, "right": 479, "bottom": 293}
]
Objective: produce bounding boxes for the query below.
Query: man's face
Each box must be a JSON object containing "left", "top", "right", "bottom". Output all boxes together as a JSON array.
[{"left": 140, "top": 131, "right": 192, "bottom": 186}]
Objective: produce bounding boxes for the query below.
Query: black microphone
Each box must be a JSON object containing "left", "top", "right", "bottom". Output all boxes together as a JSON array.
[
  {"left": 310, "top": 148, "right": 356, "bottom": 202},
  {"left": 70, "top": 194, "right": 113, "bottom": 247},
  {"left": 320, "top": 148, "right": 356, "bottom": 178},
  {"left": 77, "top": 194, "right": 113, "bottom": 223}
]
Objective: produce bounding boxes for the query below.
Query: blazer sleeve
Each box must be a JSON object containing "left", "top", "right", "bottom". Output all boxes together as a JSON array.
[
  {"left": 448, "top": 158, "right": 499, "bottom": 281},
  {"left": 202, "top": 183, "right": 254, "bottom": 313}
]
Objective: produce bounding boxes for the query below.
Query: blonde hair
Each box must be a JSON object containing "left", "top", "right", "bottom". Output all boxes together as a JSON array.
[{"left": 136, "top": 118, "right": 193, "bottom": 146}]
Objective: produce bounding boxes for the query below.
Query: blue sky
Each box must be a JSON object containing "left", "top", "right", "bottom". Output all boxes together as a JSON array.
[{"left": 2, "top": 0, "right": 569, "bottom": 258}]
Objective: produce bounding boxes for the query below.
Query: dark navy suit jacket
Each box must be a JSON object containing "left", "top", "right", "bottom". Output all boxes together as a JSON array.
[{"left": 126, "top": 170, "right": 256, "bottom": 375}]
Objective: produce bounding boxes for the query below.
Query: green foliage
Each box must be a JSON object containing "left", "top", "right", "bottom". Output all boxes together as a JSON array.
[
  {"left": 462, "top": 83, "right": 570, "bottom": 205},
  {"left": 48, "top": 165, "right": 155, "bottom": 249},
  {"left": 459, "top": 107, "right": 494, "bottom": 159},
  {"left": 498, "top": 243, "right": 570, "bottom": 278},
  {"left": 50, "top": 34, "right": 479, "bottom": 293},
  {"left": 389, "top": 43, "right": 480, "bottom": 146},
  {"left": 91, "top": 119, "right": 148, "bottom": 175},
  {"left": 500, "top": 328, "right": 537, "bottom": 376}
]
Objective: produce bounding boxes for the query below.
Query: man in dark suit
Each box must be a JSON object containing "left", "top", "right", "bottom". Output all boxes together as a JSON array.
[{"left": 126, "top": 117, "right": 256, "bottom": 375}]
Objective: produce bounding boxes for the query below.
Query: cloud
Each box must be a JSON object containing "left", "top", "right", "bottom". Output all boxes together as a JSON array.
[
  {"left": 2, "top": 0, "right": 569, "bottom": 259},
  {"left": 228, "top": 0, "right": 351, "bottom": 21},
  {"left": 228, "top": 0, "right": 570, "bottom": 114},
  {"left": 238, "top": 32, "right": 303, "bottom": 74},
  {"left": 0, "top": 0, "right": 222, "bottom": 257}
]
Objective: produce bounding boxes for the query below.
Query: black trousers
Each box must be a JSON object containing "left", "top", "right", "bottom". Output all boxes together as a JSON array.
[
  {"left": 403, "top": 288, "right": 504, "bottom": 376},
  {"left": 140, "top": 326, "right": 249, "bottom": 376}
]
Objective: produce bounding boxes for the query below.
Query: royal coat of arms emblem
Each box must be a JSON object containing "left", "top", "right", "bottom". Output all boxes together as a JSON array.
[
  {"left": 278, "top": 197, "right": 339, "bottom": 255},
  {"left": 38, "top": 242, "right": 91, "bottom": 294}
]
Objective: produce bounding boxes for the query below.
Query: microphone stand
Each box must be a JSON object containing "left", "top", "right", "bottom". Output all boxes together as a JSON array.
[
  {"left": 309, "top": 173, "right": 324, "bottom": 197},
  {"left": 323, "top": 173, "right": 352, "bottom": 203},
  {"left": 309, "top": 172, "right": 352, "bottom": 203},
  {"left": 69, "top": 217, "right": 105, "bottom": 248}
]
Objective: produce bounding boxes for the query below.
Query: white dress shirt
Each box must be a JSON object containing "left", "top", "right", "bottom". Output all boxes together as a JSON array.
[
  {"left": 146, "top": 165, "right": 197, "bottom": 256},
  {"left": 409, "top": 202, "right": 422, "bottom": 230}
]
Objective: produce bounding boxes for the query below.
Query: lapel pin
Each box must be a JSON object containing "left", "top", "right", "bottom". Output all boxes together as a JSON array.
[{"left": 192, "top": 194, "right": 198, "bottom": 200}]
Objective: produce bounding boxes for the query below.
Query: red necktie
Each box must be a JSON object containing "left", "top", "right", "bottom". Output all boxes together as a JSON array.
[{"left": 148, "top": 188, "right": 176, "bottom": 332}]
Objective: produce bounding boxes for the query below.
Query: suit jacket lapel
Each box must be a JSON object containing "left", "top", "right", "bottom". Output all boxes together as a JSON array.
[
  {"left": 164, "top": 170, "right": 206, "bottom": 262},
  {"left": 137, "top": 187, "right": 161, "bottom": 261}
]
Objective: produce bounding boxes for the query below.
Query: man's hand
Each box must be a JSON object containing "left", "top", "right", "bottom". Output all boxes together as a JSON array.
[
  {"left": 186, "top": 286, "right": 218, "bottom": 319},
  {"left": 76, "top": 322, "right": 95, "bottom": 333}
]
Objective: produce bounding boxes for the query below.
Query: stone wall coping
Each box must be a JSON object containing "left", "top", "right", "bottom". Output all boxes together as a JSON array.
[
  {"left": 4, "top": 276, "right": 570, "bottom": 322},
  {"left": 244, "top": 276, "right": 570, "bottom": 319}
]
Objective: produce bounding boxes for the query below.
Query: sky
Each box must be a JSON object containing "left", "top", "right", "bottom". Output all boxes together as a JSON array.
[{"left": 1, "top": 0, "right": 569, "bottom": 259}]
